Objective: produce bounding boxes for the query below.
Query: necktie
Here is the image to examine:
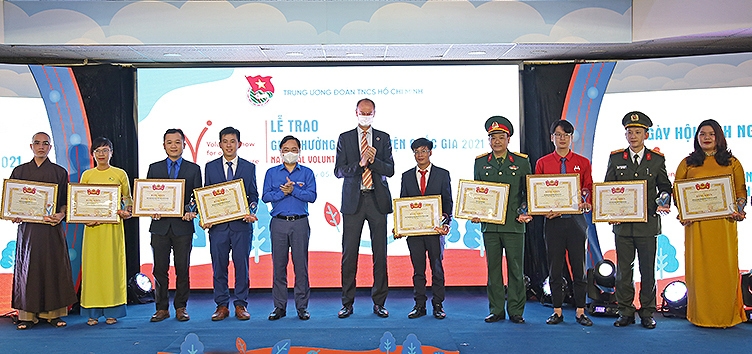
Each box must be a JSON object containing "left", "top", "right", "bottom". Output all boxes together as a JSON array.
[
  {"left": 169, "top": 160, "right": 177, "bottom": 179},
  {"left": 226, "top": 161, "right": 234, "bottom": 181},
  {"left": 361, "top": 131, "right": 373, "bottom": 189},
  {"left": 419, "top": 170, "right": 427, "bottom": 196},
  {"left": 634, "top": 154, "right": 639, "bottom": 166},
  {"left": 560, "top": 157, "right": 567, "bottom": 174}
]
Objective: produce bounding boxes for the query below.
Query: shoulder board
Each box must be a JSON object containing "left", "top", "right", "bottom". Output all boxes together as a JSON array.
[
  {"left": 648, "top": 148, "right": 664, "bottom": 156},
  {"left": 511, "top": 152, "right": 528, "bottom": 159},
  {"left": 610, "top": 149, "right": 625, "bottom": 155},
  {"left": 476, "top": 152, "right": 490, "bottom": 160}
]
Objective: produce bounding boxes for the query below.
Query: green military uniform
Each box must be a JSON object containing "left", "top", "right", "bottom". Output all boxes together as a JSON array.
[
  {"left": 473, "top": 116, "right": 531, "bottom": 320},
  {"left": 604, "top": 111, "right": 672, "bottom": 320}
]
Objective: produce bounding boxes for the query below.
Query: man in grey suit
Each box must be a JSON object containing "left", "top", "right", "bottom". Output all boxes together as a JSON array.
[
  {"left": 334, "top": 98, "right": 395, "bottom": 318},
  {"left": 147, "top": 128, "right": 203, "bottom": 323}
]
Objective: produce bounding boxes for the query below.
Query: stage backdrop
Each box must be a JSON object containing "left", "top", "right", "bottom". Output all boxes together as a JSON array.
[{"left": 136, "top": 65, "right": 521, "bottom": 288}]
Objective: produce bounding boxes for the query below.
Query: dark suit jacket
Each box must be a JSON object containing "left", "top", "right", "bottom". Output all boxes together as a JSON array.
[
  {"left": 334, "top": 127, "right": 394, "bottom": 215},
  {"left": 400, "top": 165, "right": 453, "bottom": 226},
  {"left": 204, "top": 156, "right": 259, "bottom": 233},
  {"left": 604, "top": 147, "right": 672, "bottom": 237},
  {"left": 147, "top": 158, "right": 203, "bottom": 236}
]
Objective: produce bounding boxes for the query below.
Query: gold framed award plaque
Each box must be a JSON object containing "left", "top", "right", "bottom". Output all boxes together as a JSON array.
[
  {"left": 194, "top": 179, "right": 249, "bottom": 225},
  {"left": 132, "top": 178, "right": 185, "bottom": 217},
  {"left": 392, "top": 195, "right": 442, "bottom": 237},
  {"left": 592, "top": 181, "right": 647, "bottom": 223},
  {"left": 454, "top": 179, "right": 509, "bottom": 224},
  {"left": 67, "top": 183, "right": 122, "bottom": 224},
  {"left": 1, "top": 179, "right": 59, "bottom": 224},
  {"left": 526, "top": 174, "right": 581, "bottom": 215},
  {"left": 674, "top": 174, "right": 735, "bottom": 223}
]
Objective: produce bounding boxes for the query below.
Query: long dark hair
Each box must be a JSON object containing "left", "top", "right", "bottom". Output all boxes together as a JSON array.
[{"left": 686, "top": 119, "right": 733, "bottom": 167}]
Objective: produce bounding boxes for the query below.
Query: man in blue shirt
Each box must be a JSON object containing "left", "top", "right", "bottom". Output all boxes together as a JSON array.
[{"left": 262, "top": 135, "right": 317, "bottom": 321}]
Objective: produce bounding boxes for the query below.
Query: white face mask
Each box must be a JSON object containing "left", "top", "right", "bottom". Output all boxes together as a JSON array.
[
  {"left": 357, "top": 114, "right": 374, "bottom": 127},
  {"left": 282, "top": 152, "right": 299, "bottom": 164}
]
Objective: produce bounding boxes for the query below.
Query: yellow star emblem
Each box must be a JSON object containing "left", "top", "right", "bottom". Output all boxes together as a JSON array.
[{"left": 255, "top": 79, "right": 266, "bottom": 89}]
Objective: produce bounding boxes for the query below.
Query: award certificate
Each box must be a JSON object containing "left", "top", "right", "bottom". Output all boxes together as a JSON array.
[
  {"left": 194, "top": 179, "right": 249, "bottom": 225},
  {"left": 1, "top": 179, "right": 58, "bottom": 224},
  {"left": 592, "top": 181, "right": 647, "bottom": 223},
  {"left": 674, "top": 175, "right": 735, "bottom": 223},
  {"left": 132, "top": 179, "right": 185, "bottom": 217},
  {"left": 393, "top": 195, "right": 442, "bottom": 237},
  {"left": 67, "top": 183, "right": 122, "bottom": 223},
  {"left": 526, "top": 174, "right": 581, "bottom": 215},
  {"left": 454, "top": 179, "right": 509, "bottom": 224}
]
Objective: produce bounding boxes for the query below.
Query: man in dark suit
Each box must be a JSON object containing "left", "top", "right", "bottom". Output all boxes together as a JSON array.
[
  {"left": 334, "top": 98, "right": 395, "bottom": 318},
  {"left": 605, "top": 111, "right": 671, "bottom": 329},
  {"left": 203, "top": 126, "right": 259, "bottom": 321},
  {"left": 398, "top": 138, "right": 452, "bottom": 319},
  {"left": 148, "top": 129, "right": 203, "bottom": 323}
]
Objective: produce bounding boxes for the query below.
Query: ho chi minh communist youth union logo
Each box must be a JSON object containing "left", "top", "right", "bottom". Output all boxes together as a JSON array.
[{"left": 246, "top": 75, "right": 275, "bottom": 106}]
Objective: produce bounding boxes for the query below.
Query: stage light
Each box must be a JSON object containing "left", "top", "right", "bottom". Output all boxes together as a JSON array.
[
  {"left": 741, "top": 272, "right": 752, "bottom": 322},
  {"left": 660, "top": 280, "right": 687, "bottom": 318},
  {"left": 127, "top": 273, "right": 155, "bottom": 304},
  {"left": 586, "top": 260, "right": 618, "bottom": 316},
  {"left": 538, "top": 276, "right": 569, "bottom": 307}
]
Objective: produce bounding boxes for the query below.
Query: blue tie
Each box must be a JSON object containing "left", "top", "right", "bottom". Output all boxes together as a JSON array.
[
  {"left": 560, "top": 157, "right": 567, "bottom": 174},
  {"left": 169, "top": 160, "right": 177, "bottom": 179},
  {"left": 226, "top": 161, "right": 234, "bottom": 181}
]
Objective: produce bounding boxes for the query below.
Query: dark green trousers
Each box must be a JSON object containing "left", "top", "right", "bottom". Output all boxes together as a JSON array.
[
  {"left": 614, "top": 234, "right": 657, "bottom": 317},
  {"left": 483, "top": 231, "right": 525, "bottom": 317}
]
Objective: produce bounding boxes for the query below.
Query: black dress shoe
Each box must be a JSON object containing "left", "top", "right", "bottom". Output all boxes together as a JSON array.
[
  {"left": 509, "top": 315, "right": 525, "bottom": 324},
  {"left": 407, "top": 305, "right": 426, "bottom": 319},
  {"left": 337, "top": 306, "right": 353, "bottom": 318},
  {"left": 373, "top": 305, "right": 389, "bottom": 318},
  {"left": 641, "top": 316, "right": 656, "bottom": 329},
  {"left": 297, "top": 309, "right": 310, "bottom": 320},
  {"left": 432, "top": 304, "right": 446, "bottom": 319},
  {"left": 576, "top": 314, "right": 593, "bottom": 327},
  {"left": 613, "top": 315, "right": 635, "bottom": 327},
  {"left": 484, "top": 313, "right": 504, "bottom": 322},
  {"left": 268, "top": 307, "right": 286, "bottom": 321},
  {"left": 546, "top": 313, "right": 563, "bottom": 325}
]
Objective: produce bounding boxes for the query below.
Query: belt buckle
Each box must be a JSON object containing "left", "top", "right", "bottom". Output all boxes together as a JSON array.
[{"left": 286, "top": 215, "right": 295, "bottom": 221}]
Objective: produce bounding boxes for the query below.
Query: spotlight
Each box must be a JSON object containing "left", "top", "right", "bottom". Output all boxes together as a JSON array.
[
  {"left": 659, "top": 280, "right": 687, "bottom": 318},
  {"left": 127, "top": 273, "right": 155, "bottom": 304},
  {"left": 741, "top": 272, "right": 752, "bottom": 322},
  {"left": 538, "top": 276, "right": 569, "bottom": 308},
  {"left": 586, "top": 259, "right": 618, "bottom": 316}
]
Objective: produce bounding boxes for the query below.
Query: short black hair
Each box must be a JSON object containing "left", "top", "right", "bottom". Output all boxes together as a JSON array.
[
  {"left": 356, "top": 98, "right": 375, "bottom": 110},
  {"left": 411, "top": 138, "right": 433, "bottom": 151},
  {"left": 90, "top": 136, "right": 113, "bottom": 154},
  {"left": 279, "top": 135, "right": 300, "bottom": 149},
  {"left": 164, "top": 128, "right": 185, "bottom": 142},
  {"left": 219, "top": 126, "right": 240, "bottom": 141},
  {"left": 550, "top": 120, "right": 574, "bottom": 135}
]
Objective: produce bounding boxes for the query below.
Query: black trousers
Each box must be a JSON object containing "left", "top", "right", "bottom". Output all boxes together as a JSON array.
[
  {"left": 407, "top": 235, "right": 445, "bottom": 306},
  {"left": 544, "top": 215, "right": 587, "bottom": 309},
  {"left": 341, "top": 191, "right": 388, "bottom": 307},
  {"left": 615, "top": 234, "right": 657, "bottom": 317},
  {"left": 151, "top": 227, "right": 192, "bottom": 310}
]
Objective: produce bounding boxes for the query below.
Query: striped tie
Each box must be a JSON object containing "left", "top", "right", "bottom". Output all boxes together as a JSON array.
[{"left": 361, "top": 131, "right": 373, "bottom": 189}]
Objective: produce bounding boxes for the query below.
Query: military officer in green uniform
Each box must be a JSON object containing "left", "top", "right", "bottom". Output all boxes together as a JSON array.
[
  {"left": 605, "top": 111, "right": 672, "bottom": 329},
  {"left": 472, "top": 116, "right": 532, "bottom": 324}
]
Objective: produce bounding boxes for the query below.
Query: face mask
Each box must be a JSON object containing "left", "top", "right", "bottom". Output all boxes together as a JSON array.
[
  {"left": 357, "top": 114, "right": 374, "bottom": 126},
  {"left": 282, "top": 152, "right": 299, "bottom": 164}
]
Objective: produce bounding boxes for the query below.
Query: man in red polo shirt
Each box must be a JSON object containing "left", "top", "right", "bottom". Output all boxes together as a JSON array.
[{"left": 534, "top": 120, "right": 593, "bottom": 326}]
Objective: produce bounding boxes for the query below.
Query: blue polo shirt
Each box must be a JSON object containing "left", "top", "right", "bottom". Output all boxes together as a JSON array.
[{"left": 261, "top": 163, "right": 317, "bottom": 217}]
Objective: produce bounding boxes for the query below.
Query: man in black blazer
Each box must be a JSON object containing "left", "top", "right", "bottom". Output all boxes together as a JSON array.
[
  {"left": 147, "top": 128, "right": 203, "bottom": 323},
  {"left": 334, "top": 98, "right": 395, "bottom": 318},
  {"left": 398, "top": 138, "right": 452, "bottom": 319}
]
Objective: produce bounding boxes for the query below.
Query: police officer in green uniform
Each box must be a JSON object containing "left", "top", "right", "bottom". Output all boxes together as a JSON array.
[
  {"left": 605, "top": 111, "right": 672, "bottom": 329},
  {"left": 472, "top": 116, "right": 532, "bottom": 324}
]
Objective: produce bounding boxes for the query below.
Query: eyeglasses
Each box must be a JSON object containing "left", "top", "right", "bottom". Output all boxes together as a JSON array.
[
  {"left": 413, "top": 149, "right": 430, "bottom": 155},
  {"left": 33, "top": 141, "right": 51, "bottom": 146},
  {"left": 281, "top": 148, "right": 299, "bottom": 153},
  {"left": 93, "top": 148, "right": 111, "bottom": 155},
  {"left": 553, "top": 133, "right": 572, "bottom": 139}
]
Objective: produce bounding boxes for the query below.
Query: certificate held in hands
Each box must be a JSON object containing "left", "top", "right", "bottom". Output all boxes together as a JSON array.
[
  {"left": 392, "top": 195, "right": 442, "bottom": 237},
  {"left": 454, "top": 179, "right": 509, "bottom": 224},
  {"left": 1, "top": 179, "right": 58, "bottom": 224},
  {"left": 592, "top": 181, "right": 647, "bottom": 223},
  {"left": 526, "top": 174, "right": 581, "bottom": 215},
  {"left": 67, "top": 183, "right": 122, "bottom": 224},
  {"left": 132, "top": 178, "right": 185, "bottom": 217},
  {"left": 194, "top": 179, "right": 249, "bottom": 225},
  {"left": 674, "top": 174, "right": 735, "bottom": 223}
]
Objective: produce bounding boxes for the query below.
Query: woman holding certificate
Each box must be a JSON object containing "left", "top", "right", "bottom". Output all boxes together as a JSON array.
[
  {"left": 79, "top": 136, "right": 133, "bottom": 326},
  {"left": 675, "top": 119, "right": 746, "bottom": 328}
]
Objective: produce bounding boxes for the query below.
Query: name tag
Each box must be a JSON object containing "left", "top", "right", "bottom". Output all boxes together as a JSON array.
[{"left": 616, "top": 165, "right": 627, "bottom": 170}]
